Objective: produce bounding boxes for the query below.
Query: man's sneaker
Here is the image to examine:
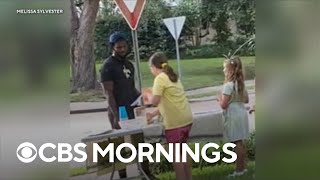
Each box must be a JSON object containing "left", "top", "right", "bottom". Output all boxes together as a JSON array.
[{"left": 227, "top": 169, "right": 248, "bottom": 178}]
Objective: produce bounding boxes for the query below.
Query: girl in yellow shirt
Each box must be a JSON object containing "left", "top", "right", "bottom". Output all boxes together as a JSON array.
[{"left": 146, "top": 52, "right": 193, "bottom": 180}]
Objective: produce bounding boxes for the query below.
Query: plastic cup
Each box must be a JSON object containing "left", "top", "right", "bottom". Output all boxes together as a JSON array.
[{"left": 119, "top": 106, "right": 128, "bottom": 121}]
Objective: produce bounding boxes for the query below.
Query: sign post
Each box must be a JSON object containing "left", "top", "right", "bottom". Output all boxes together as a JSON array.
[
  {"left": 114, "top": 0, "right": 146, "bottom": 92},
  {"left": 163, "top": 16, "right": 186, "bottom": 80}
]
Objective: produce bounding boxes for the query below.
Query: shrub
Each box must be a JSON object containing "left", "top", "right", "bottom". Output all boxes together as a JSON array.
[
  {"left": 245, "top": 132, "right": 256, "bottom": 161},
  {"left": 183, "top": 40, "right": 254, "bottom": 59},
  {"left": 150, "top": 137, "right": 256, "bottom": 175}
]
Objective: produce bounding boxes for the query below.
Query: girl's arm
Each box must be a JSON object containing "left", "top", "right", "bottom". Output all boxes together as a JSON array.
[
  {"left": 219, "top": 94, "right": 231, "bottom": 109},
  {"left": 249, "top": 105, "right": 255, "bottom": 114},
  {"left": 142, "top": 89, "right": 161, "bottom": 106},
  {"left": 243, "top": 89, "right": 249, "bottom": 103},
  {"left": 151, "top": 95, "right": 161, "bottom": 106}
]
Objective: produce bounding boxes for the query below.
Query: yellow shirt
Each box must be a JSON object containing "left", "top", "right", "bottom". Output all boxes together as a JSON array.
[{"left": 152, "top": 72, "right": 193, "bottom": 130}]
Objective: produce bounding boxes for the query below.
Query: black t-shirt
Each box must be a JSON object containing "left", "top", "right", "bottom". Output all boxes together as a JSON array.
[{"left": 100, "top": 56, "right": 140, "bottom": 107}]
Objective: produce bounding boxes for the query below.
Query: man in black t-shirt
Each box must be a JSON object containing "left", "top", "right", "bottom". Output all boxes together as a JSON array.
[
  {"left": 100, "top": 32, "right": 153, "bottom": 179},
  {"left": 100, "top": 32, "right": 140, "bottom": 129}
]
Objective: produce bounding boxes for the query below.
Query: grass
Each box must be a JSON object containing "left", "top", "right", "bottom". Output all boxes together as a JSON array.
[
  {"left": 70, "top": 166, "right": 87, "bottom": 177},
  {"left": 96, "top": 56, "right": 255, "bottom": 90},
  {"left": 70, "top": 161, "right": 255, "bottom": 179}
]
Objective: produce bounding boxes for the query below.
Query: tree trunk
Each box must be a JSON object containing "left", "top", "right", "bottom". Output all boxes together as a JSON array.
[
  {"left": 70, "top": 0, "right": 79, "bottom": 91},
  {"left": 195, "top": 27, "right": 201, "bottom": 46},
  {"left": 70, "top": 0, "right": 100, "bottom": 92}
]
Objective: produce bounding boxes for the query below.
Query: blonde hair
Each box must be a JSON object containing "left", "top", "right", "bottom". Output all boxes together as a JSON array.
[{"left": 224, "top": 56, "right": 245, "bottom": 95}]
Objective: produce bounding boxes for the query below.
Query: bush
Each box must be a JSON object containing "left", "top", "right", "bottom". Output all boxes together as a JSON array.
[
  {"left": 184, "top": 44, "right": 224, "bottom": 59},
  {"left": 245, "top": 132, "right": 256, "bottom": 161},
  {"left": 183, "top": 40, "right": 254, "bottom": 59},
  {"left": 150, "top": 137, "right": 256, "bottom": 175},
  {"left": 157, "top": 162, "right": 256, "bottom": 180},
  {"left": 233, "top": 36, "right": 255, "bottom": 56}
]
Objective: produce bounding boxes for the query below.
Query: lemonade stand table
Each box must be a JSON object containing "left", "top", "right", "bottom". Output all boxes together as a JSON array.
[{"left": 81, "top": 119, "right": 161, "bottom": 180}]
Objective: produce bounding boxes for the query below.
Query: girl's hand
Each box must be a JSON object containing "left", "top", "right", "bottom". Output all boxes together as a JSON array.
[
  {"left": 249, "top": 105, "right": 255, "bottom": 114},
  {"left": 217, "top": 94, "right": 222, "bottom": 102},
  {"left": 146, "top": 112, "right": 155, "bottom": 124},
  {"left": 142, "top": 88, "right": 153, "bottom": 105},
  {"left": 146, "top": 108, "right": 160, "bottom": 125}
]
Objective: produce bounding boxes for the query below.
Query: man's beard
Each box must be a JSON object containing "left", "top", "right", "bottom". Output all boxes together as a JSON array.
[{"left": 115, "top": 52, "right": 127, "bottom": 59}]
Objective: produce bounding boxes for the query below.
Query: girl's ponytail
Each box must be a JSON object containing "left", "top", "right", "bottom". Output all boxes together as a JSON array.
[
  {"left": 149, "top": 52, "right": 179, "bottom": 83},
  {"left": 162, "top": 63, "right": 178, "bottom": 82}
]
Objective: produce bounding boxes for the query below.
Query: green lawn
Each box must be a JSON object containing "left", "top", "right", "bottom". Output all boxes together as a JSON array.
[{"left": 96, "top": 56, "right": 255, "bottom": 90}]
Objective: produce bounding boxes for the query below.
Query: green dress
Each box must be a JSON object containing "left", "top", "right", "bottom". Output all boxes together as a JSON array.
[{"left": 222, "top": 81, "right": 249, "bottom": 142}]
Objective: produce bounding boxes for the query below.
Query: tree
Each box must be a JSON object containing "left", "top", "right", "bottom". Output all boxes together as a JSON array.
[
  {"left": 138, "top": 0, "right": 175, "bottom": 59},
  {"left": 173, "top": 0, "right": 203, "bottom": 46},
  {"left": 93, "top": 0, "right": 176, "bottom": 60},
  {"left": 201, "top": 0, "right": 232, "bottom": 45},
  {"left": 70, "top": 0, "right": 100, "bottom": 92},
  {"left": 229, "top": 0, "right": 255, "bottom": 37}
]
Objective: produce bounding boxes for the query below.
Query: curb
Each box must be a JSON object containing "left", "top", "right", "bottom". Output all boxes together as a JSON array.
[{"left": 70, "top": 108, "right": 108, "bottom": 114}]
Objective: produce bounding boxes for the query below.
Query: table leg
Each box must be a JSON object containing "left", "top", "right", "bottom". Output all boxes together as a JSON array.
[{"left": 110, "top": 162, "right": 116, "bottom": 180}]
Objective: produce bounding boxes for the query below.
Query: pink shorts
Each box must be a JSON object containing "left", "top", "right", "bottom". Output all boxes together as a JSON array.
[{"left": 165, "top": 124, "right": 192, "bottom": 143}]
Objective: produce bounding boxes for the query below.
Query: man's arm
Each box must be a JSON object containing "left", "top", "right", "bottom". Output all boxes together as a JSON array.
[{"left": 101, "top": 81, "right": 121, "bottom": 129}]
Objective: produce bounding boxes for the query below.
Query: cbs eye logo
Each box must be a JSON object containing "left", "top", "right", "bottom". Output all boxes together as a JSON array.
[{"left": 16, "top": 142, "right": 37, "bottom": 163}]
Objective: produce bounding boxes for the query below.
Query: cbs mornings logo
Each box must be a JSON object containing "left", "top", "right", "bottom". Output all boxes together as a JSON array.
[
  {"left": 16, "top": 142, "right": 238, "bottom": 164},
  {"left": 16, "top": 142, "right": 87, "bottom": 163}
]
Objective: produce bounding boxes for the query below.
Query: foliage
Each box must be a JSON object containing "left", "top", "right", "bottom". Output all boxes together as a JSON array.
[
  {"left": 229, "top": 0, "right": 255, "bottom": 37},
  {"left": 172, "top": 0, "right": 202, "bottom": 46},
  {"left": 184, "top": 40, "right": 255, "bottom": 59},
  {"left": 150, "top": 134, "right": 256, "bottom": 175},
  {"left": 137, "top": 0, "right": 175, "bottom": 59},
  {"left": 201, "top": 0, "right": 232, "bottom": 45},
  {"left": 184, "top": 44, "right": 228, "bottom": 59},
  {"left": 245, "top": 132, "right": 256, "bottom": 161},
  {"left": 157, "top": 161, "right": 255, "bottom": 180},
  {"left": 93, "top": 0, "right": 256, "bottom": 61}
]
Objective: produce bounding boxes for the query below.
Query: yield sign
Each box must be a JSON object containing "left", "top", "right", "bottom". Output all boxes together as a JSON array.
[
  {"left": 163, "top": 16, "right": 186, "bottom": 40},
  {"left": 114, "top": 0, "right": 146, "bottom": 30}
]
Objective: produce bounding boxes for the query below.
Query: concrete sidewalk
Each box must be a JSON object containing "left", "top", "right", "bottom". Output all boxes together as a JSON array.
[{"left": 70, "top": 80, "right": 255, "bottom": 113}]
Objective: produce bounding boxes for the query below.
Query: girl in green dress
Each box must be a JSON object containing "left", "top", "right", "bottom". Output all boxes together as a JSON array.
[{"left": 218, "top": 56, "right": 249, "bottom": 177}]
